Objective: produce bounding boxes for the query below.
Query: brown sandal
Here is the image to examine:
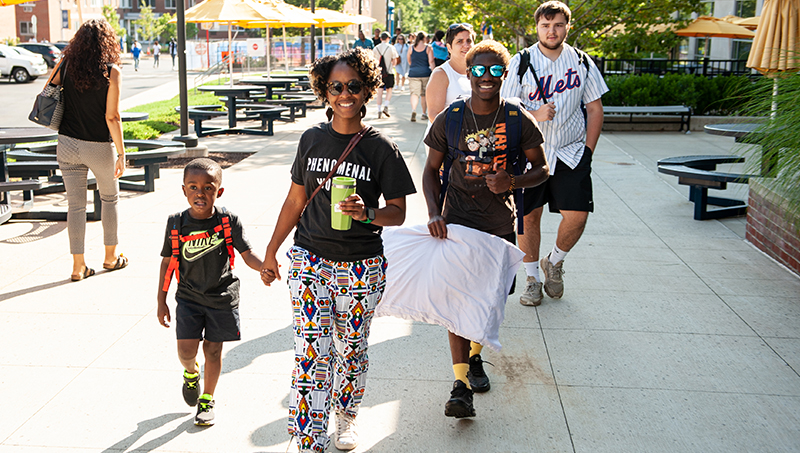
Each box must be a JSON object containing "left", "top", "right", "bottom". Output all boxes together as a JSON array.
[{"left": 71, "top": 267, "right": 96, "bottom": 282}]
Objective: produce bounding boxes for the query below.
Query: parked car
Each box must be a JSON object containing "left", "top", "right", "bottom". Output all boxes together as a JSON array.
[
  {"left": 16, "top": 42, "right": 62, "bottom": 68},
  {"left": 53, "top": 42, "right": 69, "bottom": 52},
  {"left": 0, "top": 44, "right": 48, "bottom": 83}
]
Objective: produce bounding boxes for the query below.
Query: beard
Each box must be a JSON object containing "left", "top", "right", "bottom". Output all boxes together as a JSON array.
[{"left": 538, "top": 35, "right": 565, "bottom": 50}]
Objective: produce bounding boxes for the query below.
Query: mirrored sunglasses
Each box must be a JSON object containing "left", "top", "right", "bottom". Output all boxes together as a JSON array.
[
  {"left": 469, "top": 64, "right": 505, "bottom": 78},
  {"left": 328, "top": 80, "right": 363, "bottom": 96},
  {"left": 449, "top": 22, "right": 473, "bottom": 30}
]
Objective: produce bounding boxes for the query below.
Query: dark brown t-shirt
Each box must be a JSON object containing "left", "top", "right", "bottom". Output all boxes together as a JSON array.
[{"left": 424, "top": 99, "right": 543, "bottom": 235}]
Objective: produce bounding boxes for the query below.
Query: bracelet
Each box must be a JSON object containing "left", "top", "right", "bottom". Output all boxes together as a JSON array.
[
  {"left": 509, "top": 174, "right": 516, "bottom": 191},
  {"left": 359, "top": 217, "right": 372, "bottom": 224}
]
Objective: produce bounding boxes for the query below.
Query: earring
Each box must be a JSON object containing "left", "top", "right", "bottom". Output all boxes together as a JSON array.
[
  {"left": 360, "top": 105, "right": 367, "bottom": 119},
  {"left": 326, "top": 107, "right": 334, "bottom": 121}
]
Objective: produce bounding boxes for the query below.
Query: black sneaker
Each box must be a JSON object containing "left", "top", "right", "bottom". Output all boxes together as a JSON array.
[
  {"left": 195, "top": 394, "right": 215, "bottom": 426},
  {"left": 467, "top": 354, "right": 492, "bottom": 393},
  {"left": 444, "top": 380, "right": 475, "bottom": 418},
  {"left": 182, "top": 366, "right": 201, "bottom": 407}
]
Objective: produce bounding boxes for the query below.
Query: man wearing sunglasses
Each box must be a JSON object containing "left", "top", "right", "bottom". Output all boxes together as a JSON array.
[
  {"left": 500, "top": 0, "right": 608, "bottom": 307},
  {"left": 423, "top": 41, "right": 548, "bottom": 419}
]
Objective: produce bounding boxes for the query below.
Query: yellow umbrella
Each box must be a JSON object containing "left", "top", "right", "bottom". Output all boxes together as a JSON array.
[
  {"left": 734, "top": 16, "right": 761, "bottom": 30},
  {"left": 0, "top": 0, "right": 40, "bottom": 5},
  {"left": 305, "top": 8, "right": 376, "bottom": 57},
  {"left": 674, "top": 16, "right": 755, "bottom": 57},
  {"left": 747, "top": 0, "right": 799, "bottom": 74},
  {"left": 172, "top": 0, "right": 287, "bottom": 84}
]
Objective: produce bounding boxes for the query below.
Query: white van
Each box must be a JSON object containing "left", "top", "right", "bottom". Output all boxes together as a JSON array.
[{"left": 0, "top": 44, "right": 49, "bottom": 83}]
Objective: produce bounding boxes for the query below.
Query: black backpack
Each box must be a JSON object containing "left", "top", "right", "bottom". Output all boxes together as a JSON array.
[
  {"left": 517, "top": 46, "right": 592, "bottom": 124},
  {"left": 377, "top": 47, "right": 391, "bottom": 82},
  {"left": 441, "top": 99, "right": 527, "bottom": 234}
]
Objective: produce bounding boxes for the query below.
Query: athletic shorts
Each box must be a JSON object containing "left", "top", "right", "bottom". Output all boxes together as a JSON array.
[
  {"left": 524, "top": 146, "right": 594, "bottom": 215},
  {"left": 409, "top": 77, "right": 429, "bottom": 96},
  {"left": 175, "top": 297, "right": 241, "bottom": 342},
  {"left": 381, "top": 74, "right": 395, "bottom": 89}
]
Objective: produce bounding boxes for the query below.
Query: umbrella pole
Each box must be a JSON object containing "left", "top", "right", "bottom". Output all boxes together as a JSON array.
[
  {"left": 228, "top": 23, "right": 234, "bottom": 87},
  {"left": 322, "top": 27, "right": 325, "bottom": 57},
  {"left": 283, "top": 26, "right": 289, "bottom": 74},
  {"left": 266, "top": 27, "right": 271, "bottom": 77}
]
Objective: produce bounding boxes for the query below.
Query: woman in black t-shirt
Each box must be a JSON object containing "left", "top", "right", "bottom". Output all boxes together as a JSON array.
[
  {"left": 49, "top": 19, "right": 127, "bottom": 281},
  {"left": 261, "top": 48, "right": 415, "bottom": 453}
]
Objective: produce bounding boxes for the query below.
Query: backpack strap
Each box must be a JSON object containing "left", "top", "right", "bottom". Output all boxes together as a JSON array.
[
  {"left": 162, "top": 213, "right": 182, "bottom": 292},
  {"left": 440, "top": 99, "right": 467, "bottom": 209},
  {"left": 517, "top": 48, "right": 548, "bottom": 105},
  {"left": 503, "top": 100, "right": 525, "bottom": 235}
]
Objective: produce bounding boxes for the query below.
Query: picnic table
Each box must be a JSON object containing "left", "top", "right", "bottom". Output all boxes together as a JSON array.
[
  {"left": 196, "top": 85, "right": 269, "bottom": 135},
  {"left": 0, "top": 127, "right": 57, "bottom": 224}
]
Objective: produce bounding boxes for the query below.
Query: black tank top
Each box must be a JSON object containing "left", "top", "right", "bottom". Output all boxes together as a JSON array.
[{"left": 59, "top": 61, "right": 112, "bottom": 143}]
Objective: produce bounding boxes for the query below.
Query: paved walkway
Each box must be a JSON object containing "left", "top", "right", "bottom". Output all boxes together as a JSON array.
[{"left": 1, "top": 84, "right": 799, "bottom": 453}]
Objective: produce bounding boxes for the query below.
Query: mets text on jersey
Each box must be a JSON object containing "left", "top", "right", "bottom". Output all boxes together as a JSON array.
[{"left": 528, "top": 67, "right": 581, "bottom": 102}]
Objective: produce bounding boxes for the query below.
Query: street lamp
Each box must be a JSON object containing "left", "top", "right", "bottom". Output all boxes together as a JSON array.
[{"left": 387, "top": 0, "right": 394, "bottom": 35}]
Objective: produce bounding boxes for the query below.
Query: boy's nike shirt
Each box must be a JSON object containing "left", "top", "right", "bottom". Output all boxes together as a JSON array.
[{"left": 161, "top": 207, "right": 252, "bottom": 309}]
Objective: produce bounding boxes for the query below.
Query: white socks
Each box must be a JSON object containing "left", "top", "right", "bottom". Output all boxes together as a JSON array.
[
  {"left": 524, "top": 262, "right": 540, "bottom": 282},
  {"left": 549, "top": 244, "right": 568, "bottom": 265}
]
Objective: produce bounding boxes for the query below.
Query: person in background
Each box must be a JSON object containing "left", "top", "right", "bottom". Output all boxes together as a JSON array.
[
  {"left": 374, "top": 32, "right": 400, "bottom": 118},
  {"left": 169, "top": 38, "right": 177, "bottom": 70},
  {"left": 391, "top": 27, "right": 402, "bottom": 44},
  {"left": 480, "top": 20, "right": 493, "bottom": 40},
  {"left": 431, "top": 30, "right": 448, "bottom": 67},
  {"left": 406, "top": 31, "right": 435, "bottom": 122},
  {"left": 393, "top": 33, "right": 410, "bottom": 91},
  {"left": 426, "top": 23, "right": 475, "bottom": 125},
  {"left": 49, "top": 19, "right": 128, "bottom": 281},
  {"left": 152, "top": 39, "right": 160, "bottom": 68},
  {"left": 372, "top": 28, "right": 382, "bottom": 47},
  {"left": 260, "top": 48, "right": 416, "bottom": 453},
  {"left": 131, "top": 40, "right": 141, "bottom": 71},
  {"left": 353, "top": 30, "right": 373, "bottom": 50}
]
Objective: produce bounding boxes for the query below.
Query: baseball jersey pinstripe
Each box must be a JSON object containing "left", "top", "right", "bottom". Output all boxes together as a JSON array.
[{"left": 500, "top": 43, "right": 608, "bottom": 175}]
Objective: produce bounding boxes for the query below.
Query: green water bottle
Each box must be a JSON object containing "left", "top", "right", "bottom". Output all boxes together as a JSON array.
[{"left": 330, "top": 176, "right": 357, "bottom": 230}]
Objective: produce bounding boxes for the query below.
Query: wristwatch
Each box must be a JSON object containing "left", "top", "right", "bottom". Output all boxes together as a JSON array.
[{"left": 360, "top": 207, "right": 376, "bottom": 224}]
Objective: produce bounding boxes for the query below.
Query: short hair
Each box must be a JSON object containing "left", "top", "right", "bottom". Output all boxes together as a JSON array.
[
  {"left": 465, "top": 40, "right": 511, "bottom": 67},
  {"left": 445, "top": 23, "right": 475, "bottom": 46},
  {"left": 380, "top": 32, "right": 390, "bottom": 40},
  {"left": 309, "top": 47, "right": 381, "bottom": 105},
  {"left": 184, "top": 158, "right": 222, "bottom": 182},
  {"left": 535, "top": 0, "right": 572, "bottom": 24}
]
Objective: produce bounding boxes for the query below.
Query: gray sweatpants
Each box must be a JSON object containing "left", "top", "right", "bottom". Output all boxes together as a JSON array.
[{"left": 56, "top": 134, "right": 119, "bottom": 255}]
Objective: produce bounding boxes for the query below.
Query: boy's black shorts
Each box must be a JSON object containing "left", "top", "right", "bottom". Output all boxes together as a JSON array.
[
  {"left": 381, "top": 74, "right": 395, "bottom": 89},
  {"left": 176, "top": 297, "right": 241, "bottom": 343},
  {"left": 524, "top": 146, "right": 594, "bottom": 215}
]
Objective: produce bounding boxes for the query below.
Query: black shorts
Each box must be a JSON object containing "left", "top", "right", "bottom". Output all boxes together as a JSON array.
[
  {"left": 524, "top": 146, "right": 594, "bottom": 215},
  {"left": 381, "top": 74, "right": 395, "bottom": 89},
  {"left": 175, "top": 297, "right": 241, "bottom": 343}
]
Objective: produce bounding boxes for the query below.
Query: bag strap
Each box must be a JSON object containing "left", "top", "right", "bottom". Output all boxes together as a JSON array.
[
  {"left": 440, "top": 99, "right": 466, "bottom": 209},
  {"left": 45, "top": 59, "right": 66, "bottom": 87},
  {"left": 302, "top": 126, "right": 370, "bottom": 214}
]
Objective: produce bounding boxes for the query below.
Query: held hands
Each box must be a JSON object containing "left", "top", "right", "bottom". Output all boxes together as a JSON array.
[
  {"left": 338, "top": 194, "right": 368, "bottom": 222},
  {"left": 114, "top": 155, "right": 126, "bottom": 179},
  {"left": 485, "top": 170, "right": 513, "bottom": 194},
  {"left": 427, "top": 214, "right": 448, "bottom": 239},
  {"left": 260, "top": 255, "right": 281, "bottom": 286},
  {"left": 532, "top": 103, "right": 556, "bottom": 122}
]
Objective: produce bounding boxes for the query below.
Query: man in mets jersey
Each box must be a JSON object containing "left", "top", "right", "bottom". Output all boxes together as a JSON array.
[{"left": 500, "top": 0, "right": 608, "bottom": 306}]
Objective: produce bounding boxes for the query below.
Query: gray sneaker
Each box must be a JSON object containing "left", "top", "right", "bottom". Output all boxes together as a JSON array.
[
  {"left": 540, "top": 255, "right": 565, "bottom": 298},
  {"left": 382, "top": 106, "right": 391, "bottom": 117},
  {"left": 410, "top": 112, "right": 416, "bottom": 122},
  {"left": 519, "top": 276, "right": 543, "bottom": 306},
  {"left": 421, "top": 113, "right": 429, "bottom": 121},
  {"left": 194, "top": 394, "right": 215, "bottom": 426}
]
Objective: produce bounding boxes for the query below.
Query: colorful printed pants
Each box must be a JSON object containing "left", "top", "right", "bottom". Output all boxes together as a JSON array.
[{"left": 287, "top": 246, "right": 387, "bottom": 452}]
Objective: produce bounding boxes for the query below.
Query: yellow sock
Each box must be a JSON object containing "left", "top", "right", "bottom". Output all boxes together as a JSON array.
[
  {"left": 469, "top": 342, "right": 483, "bottom": 358},
  {"left": 453, "top": 363, "right": 470, "bottom": 389}
]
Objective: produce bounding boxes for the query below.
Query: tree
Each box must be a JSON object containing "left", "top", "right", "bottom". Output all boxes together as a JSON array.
[
  {"left": 425, "top": 0, "right": 703, "bottom": 57},
  {"left": 102, "top": 6, "right": 126, "bottom": 40},
  {"left": 158, "top": 13, "right": 176, "bottom": 42},
  {"left": 134, "top": 1, "right": 166, "bottom": 42},
  {"left": 395, "top": 0, "right": 424, "bottom": 33}
]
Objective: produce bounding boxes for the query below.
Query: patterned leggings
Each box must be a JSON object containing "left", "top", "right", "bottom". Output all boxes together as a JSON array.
[{"left": 286, "top": 246, "right": 387, "bottom": 452}]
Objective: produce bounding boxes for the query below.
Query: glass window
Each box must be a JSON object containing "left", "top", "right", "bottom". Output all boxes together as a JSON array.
[
  {"left": 695, "top": 38, "right": 709, "bottom": 59},
  {"left": 735, "top": 0, "right": 756, "bottom": 18},
  {"left": 732, "top": 39, "right": 752, "bottom": 60},
  {"left": 20, "top": 21, "right": 33, "bottom": 35},
  {"left": 165, "top": 0, "right": 175, "bottom": 8},
  {"left": 121, "top": 0, "right": 131, "bottom": 7}
]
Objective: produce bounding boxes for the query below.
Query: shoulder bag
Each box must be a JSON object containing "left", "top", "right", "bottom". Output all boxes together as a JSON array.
[{"left": 28, "top": 61, "right": 66, "bottom": 130}]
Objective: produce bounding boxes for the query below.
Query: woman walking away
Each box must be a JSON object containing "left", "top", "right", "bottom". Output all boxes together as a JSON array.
[
  {"left": 49, "top": 18, "right": 127, "bottom": 281},
  {"left": 426, "top": 23, "right": 475, "bottom": 126},
  {"left": 394, "top": 34, "right": 410, "bottom": 91},
  {"left": 260, "top": 47, "right": 416, "bottom": 453},
  {"left": 407, "top": 31, "right": 435, "bottom": 122},
  {"left": 431, "top": 30, "right": 448, "bottom": 66}
]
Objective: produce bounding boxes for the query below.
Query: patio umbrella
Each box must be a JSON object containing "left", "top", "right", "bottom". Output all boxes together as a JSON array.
[
  {"left": 308, "top": 8, "right": 376, "bottom": 56},
  {"left": 176, "top": 0, "right": 287, "bottom": 85},
  {"left": 746, "top": 0, "right": 799, "bottom": 115},
  {"left": 242, "top": 0, "right": 319, "bottom": 74},
  {"left": 0, "top": 0, "right": 40, "bottom": 5},
  {"left": 674, "top": 16, "right": 755, "bottom": 56},
  {"left": 734, "top": 16, "right": 761, "bottom": 30}
]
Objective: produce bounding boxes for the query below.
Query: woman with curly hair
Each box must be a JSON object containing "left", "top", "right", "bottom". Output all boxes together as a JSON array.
[
  {"left": 48, "top": 18, "right": 127, "bottom": 281},
  {"left": 260, "top": 47, "right": 415, "bottom": 453}
]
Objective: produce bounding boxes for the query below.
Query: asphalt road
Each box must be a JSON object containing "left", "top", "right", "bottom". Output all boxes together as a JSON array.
[{"left": 1, "top": 61, "right": 181, "bottom": 127}]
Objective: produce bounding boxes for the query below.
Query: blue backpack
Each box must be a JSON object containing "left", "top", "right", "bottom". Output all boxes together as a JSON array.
[{"left": 441, "top": 98, "right": 527, "bottom": 234}]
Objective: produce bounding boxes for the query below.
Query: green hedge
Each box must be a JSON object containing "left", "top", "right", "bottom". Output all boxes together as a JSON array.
[{"left": 603, "top": 74, "right": 757, "bottom": 116}]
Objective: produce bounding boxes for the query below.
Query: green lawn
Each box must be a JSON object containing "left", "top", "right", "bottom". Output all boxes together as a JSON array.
[{"left": 122, "top": 91, "right": 223, "bottom": 140}]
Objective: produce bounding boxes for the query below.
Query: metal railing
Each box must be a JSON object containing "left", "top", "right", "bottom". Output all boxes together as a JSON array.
[
  {"left": 193, "top": 56, "right": 231, "bottom": 90},
  {"left": 600, "top": 58, "right": 755, "bottom": 77}
]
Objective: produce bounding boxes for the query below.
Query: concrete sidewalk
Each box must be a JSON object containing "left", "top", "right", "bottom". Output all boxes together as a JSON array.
[{"left": 1, "top": 86, "right": 799, "bottom": 453}]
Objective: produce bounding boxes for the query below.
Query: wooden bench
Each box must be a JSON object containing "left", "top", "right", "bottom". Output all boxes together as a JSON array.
[
  {"left": 656, "top": 155, "right": 754, "bottom": 220},
  {"left": 605, "top": 105, "right": 692, "bottom": 132}
]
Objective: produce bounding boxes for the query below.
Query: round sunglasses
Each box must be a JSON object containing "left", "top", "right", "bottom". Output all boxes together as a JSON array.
[
  {"left": 469, "top": 64, "right": 505, "bottom": 78},
  {"left": 328, "top": 80, "right": 363, "bottom": 96}
]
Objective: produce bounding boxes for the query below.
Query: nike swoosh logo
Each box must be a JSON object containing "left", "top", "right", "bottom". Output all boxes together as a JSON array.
[{"left": 182, "top": 231, "right": 225, "bottom": 262}]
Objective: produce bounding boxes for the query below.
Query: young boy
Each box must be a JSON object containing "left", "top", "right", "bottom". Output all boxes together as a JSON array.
[{"left": 157, "top": 158, "right": 263, "bottom": 426}]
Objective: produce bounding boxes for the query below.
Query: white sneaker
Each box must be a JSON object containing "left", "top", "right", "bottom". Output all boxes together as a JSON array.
[{"left": 334, "top": 411, "right": 358, "bottom": 450}]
